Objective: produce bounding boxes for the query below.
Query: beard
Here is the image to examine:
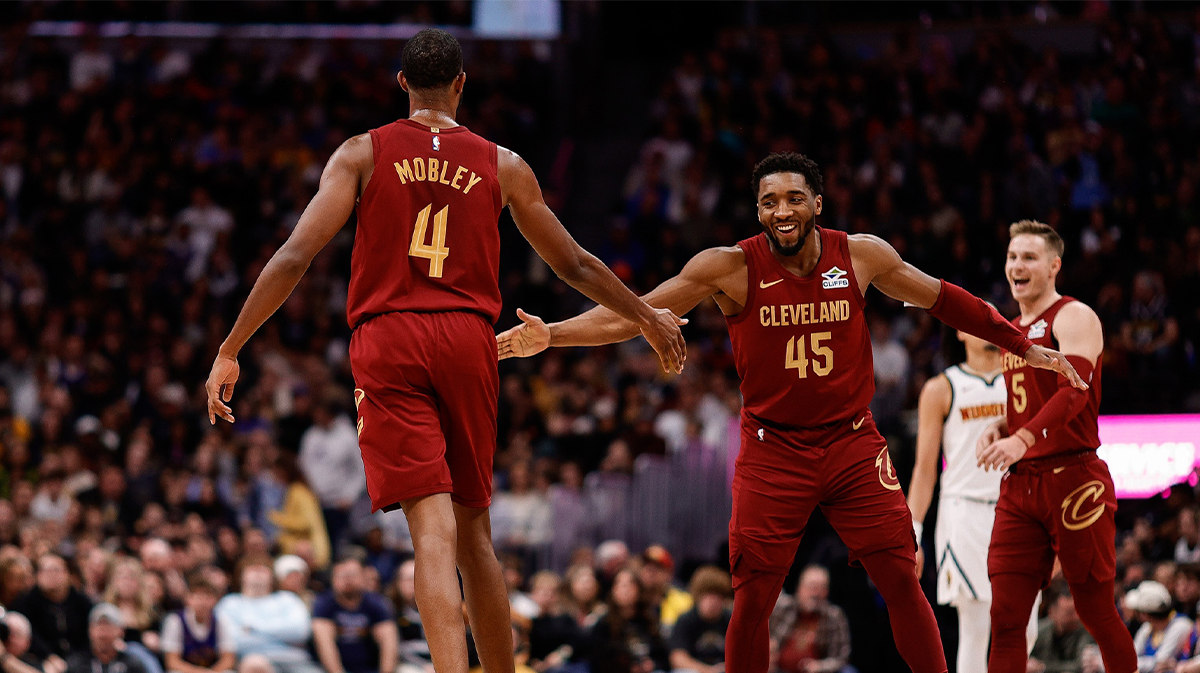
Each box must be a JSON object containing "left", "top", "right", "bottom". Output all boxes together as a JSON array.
[{"left": 763, "top": 218, "right": 814, "bottom": 257}]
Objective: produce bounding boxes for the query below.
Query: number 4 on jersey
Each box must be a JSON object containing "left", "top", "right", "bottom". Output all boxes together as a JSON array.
[{"left": 409, "top": 203, "right": 450, "bottom": 278}]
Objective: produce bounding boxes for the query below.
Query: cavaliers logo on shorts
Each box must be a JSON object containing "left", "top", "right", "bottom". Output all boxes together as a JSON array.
[
  {"left": 354, "top": 388, "right": 366, "bottom": 437},
  {"left": 876, "top": 446, "right": 901, "bottom": 491},
  {"left": 1061, "top": 480, "right": 1106, "bottom": 531}
]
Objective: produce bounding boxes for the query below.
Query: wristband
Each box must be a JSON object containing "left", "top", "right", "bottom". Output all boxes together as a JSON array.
[{"left": 913, "top": 520, "right": 924, "bottom": 540}]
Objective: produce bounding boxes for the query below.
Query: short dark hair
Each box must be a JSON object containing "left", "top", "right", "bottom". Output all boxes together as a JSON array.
[
  {"left": 751, "top": 152, "right": 824, "bottom": 197},
  {"left": 402, "top": 29, "right": 463, "bottom": 90}
]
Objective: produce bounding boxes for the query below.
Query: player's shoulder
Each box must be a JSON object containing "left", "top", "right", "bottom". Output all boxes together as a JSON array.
[
  {"left": 846, "top": 232, "right": 901, "bottom": 268},
  {"left": 331, "top": 132, "right": 374, "bottom": 171},
  {"left": 683, "top": 245, "right": 746, "bottom": 278},
  {"left": 919, "top": 370, "right": 952, "bottom": 403},
  {"left": 1053, "top": 299, "right": 1102, "bottom": 332}
]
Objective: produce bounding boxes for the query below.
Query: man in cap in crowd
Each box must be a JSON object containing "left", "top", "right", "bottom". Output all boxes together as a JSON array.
[
  {"left": 215, "top": 557, "right": 320, "bottom": 673},
  {"left": 639, "top": 546, "right": 693, "bottom": 629},
  {"left": 273, "top": 555, "right": 312, "bottom": 607},
  {"left": 1126, "top": 580, "right": 1193, "bottom": 671},
  {"left": 63, "top": 604, "right": 147, "bottom": 673}
]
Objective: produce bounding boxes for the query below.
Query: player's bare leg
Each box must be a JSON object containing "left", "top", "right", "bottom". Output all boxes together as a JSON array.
[
  {"left": 402, "top": 493, "right": 469, "bottom": 673},
  {"left": 453, "top": 503, "right": 517, "bottom": 673},
  {"left": 725, "top": 569, "right": 788, "bottom": 673},
  {"left": 858, "top": 547, "right": 947, "bottom": 673}
]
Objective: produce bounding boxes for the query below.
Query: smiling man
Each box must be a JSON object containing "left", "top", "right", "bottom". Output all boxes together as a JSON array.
[
  {"left": 976, "top": 220, "right": 1136, "bottom": 673},
  {"left": 497, "top": 152, "right": 1087, "bottom": 673}
]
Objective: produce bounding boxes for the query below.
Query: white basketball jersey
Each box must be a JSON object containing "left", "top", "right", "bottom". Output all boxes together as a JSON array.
[{"left": 939, "top": 365, "right": 1007, "bottom": 501}]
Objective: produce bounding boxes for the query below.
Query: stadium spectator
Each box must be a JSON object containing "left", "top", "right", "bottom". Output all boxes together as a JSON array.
[
  {"left": 12, "top": 554, "right": 91, "bottom": 661},
  {"left": 1126, "top": 581, "right": 1194, "bottom": 672},
  {"left": 214, "top": 558, "right": 318, "bottom": 673},
  {"left": 386, "top": 560, "right": 431, "bottom": 673},
  {"left": 297, "top": 389, "right": 364, "bottom": 553},
  {"left": 526, "top": 570, "right": 584, "bottom": 673},
  {"left": 637, "top": 546, "right": 692, "bottom": 629},
  {"left": 271, "top": 556, "right": 311, "bottom": 607},
  {"left": 1177, "top": 565, "right": 1200, "bottom": 620},
  {"left": 266, "top": 458, "right": 329, "bottom": 572},
  {"left": 490, "top": 461, "right": 552, "bottom": 559},
  {"left": 770, "top": 566, "right": 851, "bottom": 673},
  {"left": 311, "top": 558, "right": 397, "bottom": 673},
  {"left": 160, "top": 574, "right": 236, "bottom": 673},
  {"left": 1028, "top": 581, "right": 1097, "bottom": 673},
  {"left": 63, "top": 604, "right": 145, "bottom": 673},
  {"left": 586, "top": 567, "right": 668, "bottom": 673},
  {"left": 668, "top": 566, "right": 732, "bottom": 673},
  {"left": 2, "top": 611, "right": 50, "bottom": 673},
  {"left": 562, "top": 566, "right": 603, "bottom": 629}
]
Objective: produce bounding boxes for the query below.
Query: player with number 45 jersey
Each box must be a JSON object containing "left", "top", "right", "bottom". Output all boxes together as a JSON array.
[
  {"left": 496, "top": 152, "right": 1088, "bottom": 673},
  {"left": 203, "top": 28, "right": 685, "bottom": 673}
]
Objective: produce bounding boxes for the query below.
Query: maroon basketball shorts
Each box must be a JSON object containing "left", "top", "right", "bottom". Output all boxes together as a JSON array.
[
  {"left": 987, "top": 450, "right": 1117, "bottom": 586},
  {"left": 729, "top": 409, "right": 915, "bottom": 584},
  {"left": 349, "top": 311, "right": 499, "bottom": 511}
]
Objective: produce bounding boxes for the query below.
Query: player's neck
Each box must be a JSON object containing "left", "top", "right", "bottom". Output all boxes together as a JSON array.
[
  {"left": 408, "top": 101, "right": 459, "bottom": 129},
  {"left": 961, "top": 354, "right": 1001, "bottom": 378},
  {"left": 1018, "top": 287, "right": 1062, "bottom": 324},
  {"left": 770, "top": 228, "right": 822, "bottom": 277}
]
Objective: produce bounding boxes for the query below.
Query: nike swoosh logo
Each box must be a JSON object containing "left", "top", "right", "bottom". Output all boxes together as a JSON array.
[
  {"left": 852, "top": 417, "right": 866, "bottom": 430},
  {"left": 1053, "top": 466, "right": 1066, "bottom": 474},
  {"left": 760, "top": 279, "right": 784, "bottom": 289}
]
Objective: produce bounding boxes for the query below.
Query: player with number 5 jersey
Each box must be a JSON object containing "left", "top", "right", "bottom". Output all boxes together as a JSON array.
[
  {"left": 496, "top": 152, "right": 1088, "bottom": 673},
  {"left": 203, "top": 29, "right": 685, "bottom": 673}
]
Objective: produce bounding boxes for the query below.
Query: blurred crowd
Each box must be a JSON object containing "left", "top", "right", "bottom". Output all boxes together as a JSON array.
[{"left": 0, "top": 3, "right": 1198, "bottom": 673}]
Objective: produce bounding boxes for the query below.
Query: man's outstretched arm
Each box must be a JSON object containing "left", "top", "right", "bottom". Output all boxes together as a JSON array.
[
  {"left": 498, "top": 147, "right": 686, "bottom": 372},
  {"left": 498, "top": 246, "right": 743, "bottom": 360},
  {"left": 848, "top": 234, "right": 1088, "bottom": 390},
  {"left": 205, "top": 134, "right": 370, "bottom": 424}
]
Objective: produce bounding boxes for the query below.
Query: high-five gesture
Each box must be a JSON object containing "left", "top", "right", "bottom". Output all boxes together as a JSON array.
[
  {"left": 497, "top": 309, "right": 551, "bottom": 360},
  {"left": 1023, "top": 344, "right": 1088, "bottom": 390}
]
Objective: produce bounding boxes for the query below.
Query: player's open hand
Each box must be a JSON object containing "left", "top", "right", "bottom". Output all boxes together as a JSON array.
[
  {"left": 497, "top": 308, "right": 551, "bottom": 360},
  {"left": 1024, "top": 345, "right": 1088, "bottom": 390},
  {"left": 977, "top": 434, "right": 1029, "bottom": 472},
  {"left": 640, "top": 307, "right": 688, "bottom": 374},
  {"left": 205, "top": 354, "right": 240, "bottom": 424}
]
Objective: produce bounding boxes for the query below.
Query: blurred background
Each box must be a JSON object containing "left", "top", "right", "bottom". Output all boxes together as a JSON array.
[{"left": 0, "top": 2, "right": 1199, "bottom": 673}]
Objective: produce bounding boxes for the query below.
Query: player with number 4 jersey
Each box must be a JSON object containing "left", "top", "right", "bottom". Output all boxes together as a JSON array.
[
  {"left": 204, "top": 29, "right": 685, "bottom": 673},
  {"left": 496, "top": 152, "right": 1088, "bottom": 673}
]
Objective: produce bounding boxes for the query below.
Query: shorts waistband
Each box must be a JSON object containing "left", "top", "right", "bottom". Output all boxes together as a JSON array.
[
  {"left": 743, "top": 408, "right": 869, "bottom": 434},
  {"left": 1008, "top": 449, "right": 1098, "bottom": 475}
]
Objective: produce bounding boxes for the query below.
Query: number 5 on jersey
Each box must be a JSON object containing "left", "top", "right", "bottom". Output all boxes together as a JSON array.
[{"left": 410, "top": 203, "right": 449, "bottom": 278}]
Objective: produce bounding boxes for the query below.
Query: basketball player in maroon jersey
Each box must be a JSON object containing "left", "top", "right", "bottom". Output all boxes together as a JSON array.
[
  {"left": 203, "top": 29, "right": 685, "bottom": 673},
  {"left": 976, "top": 220, "right": 1136, "bottom": 673},
  {"left": 497, "top": 153, "right": 1086, "bottom": 673}
]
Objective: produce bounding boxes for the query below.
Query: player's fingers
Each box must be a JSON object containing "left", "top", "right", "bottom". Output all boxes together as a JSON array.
[{"left": 222, "top": 382, "right": 235, "bottom": 402}]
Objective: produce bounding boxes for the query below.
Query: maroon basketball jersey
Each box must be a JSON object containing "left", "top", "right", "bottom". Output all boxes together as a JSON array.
[
  {"left": 347, "top": 119, "right": 504, "bottom": 328},
  {"left": 726, "top": 229, "right": 874, "bottom": 428},
  {"left": 1002, "top": 296, "right": 1102, "bottom": 454}
]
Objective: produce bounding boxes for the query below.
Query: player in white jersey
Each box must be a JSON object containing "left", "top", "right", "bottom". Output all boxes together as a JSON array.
[{"left": 907, "top": 331, "right": 1037, "bottom": 673}]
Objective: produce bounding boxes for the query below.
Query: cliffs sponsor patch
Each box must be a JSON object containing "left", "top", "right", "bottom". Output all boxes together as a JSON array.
[
  {"left": 1028, "top": 319, "right": 1048, "bottom": 339},
  {"left": 821, "top": 266, "right": 850, "bottom": 289}
]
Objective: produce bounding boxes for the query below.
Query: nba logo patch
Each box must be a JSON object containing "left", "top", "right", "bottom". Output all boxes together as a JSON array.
[
  {"left": 432, "top": 136, "right": 441, "bottom": 151},
  {"left": 1028, "top": 319, "right": 1048, "bottom": 339}
]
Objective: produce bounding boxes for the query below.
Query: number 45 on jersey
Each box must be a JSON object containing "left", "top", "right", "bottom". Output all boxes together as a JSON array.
[{"left": 409, "top": 203, "right": 449, "bottom": 278}]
